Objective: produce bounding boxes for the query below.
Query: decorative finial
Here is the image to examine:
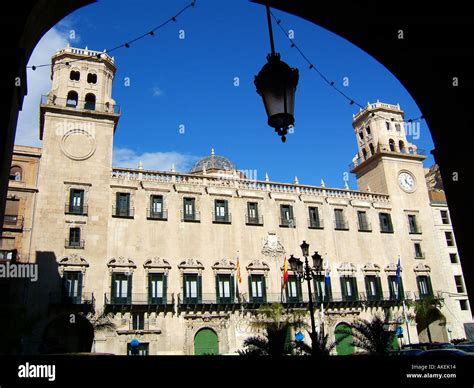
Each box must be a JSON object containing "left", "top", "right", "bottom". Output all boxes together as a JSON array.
[
  {"left": 171, "top": 163, "right": 176, "bottom": 173},
  {"left": 320, "top": 179, "right": 325, "bottom": 187},
  {"left": 367, "top": 185, "right": 371, "bottom": 192},
  {"left": 344, "top": 181, "right": 349, "bottom": 190},
  {"left": 138, "top": 160, "right": 144, "bottom": 170},
  {"left": 85, "top": 46, "right": 88, "bottom": 50},
  {"left": 66, "top": 42, "right": 70, "bottom": 47},
  {"left": 294, "top": 176, "right": 299, "bottom": 185},
  {"left": 265, "top": 173, "right": 269, "bottom": 182},
  {"left": 202, "top": 165, "right": 206, "bottom": 174},
  {"left": 211, "top": 148, "right": 215, "bottom": 156}
]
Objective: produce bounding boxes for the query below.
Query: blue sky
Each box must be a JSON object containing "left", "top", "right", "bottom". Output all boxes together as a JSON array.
[{"left": 16, "top": 0, "right": 434, "bottom": 189}]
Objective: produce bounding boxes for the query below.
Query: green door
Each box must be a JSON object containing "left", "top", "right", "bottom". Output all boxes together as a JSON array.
[
  {"left": 335, "top": 323, "right": 355, "bottom": 355},
  {"left": 194, "top": 328, "right": 218, "bottom": 355}
]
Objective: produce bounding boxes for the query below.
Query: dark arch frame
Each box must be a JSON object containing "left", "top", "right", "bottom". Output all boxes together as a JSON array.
[{"left": 0, "top": 0, "right": 472, "bottom": 311}]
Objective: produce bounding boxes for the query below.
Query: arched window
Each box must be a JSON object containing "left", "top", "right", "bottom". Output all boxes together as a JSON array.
[
  {"left": 66, "top": 91, "right": 78, "bottom": 108},
  {"left": 366, "top": 126, "right": 371, "bottom": 136},
  {"left": 389, "top": 139, "right": 395, "bottom": 151},
  {"left": 69, "top": 70, "right": 80, "bottom": 81},
  {"left": 399, "top": 141, "right": 405, "bottom": 153},
  {"left": 84, "top": 93, "right": 96, "bottom": 110},
  {"left": 362, "top": 149, "right": 368, "bottom": 160},
  {"left": 358, "top": 131, "right": 364, "bottom": 140},
  {"left": 369, "top": 143, "right": 375, "bottom": 155},
  {"left": 9, "top": 166, "right": 22, "bottom": 181},
  {"left": 87, "top": 73, "right": 97, "bottom": 84},
  {"left": 386, "top": 122, "right": 391, "bottom": 130}
]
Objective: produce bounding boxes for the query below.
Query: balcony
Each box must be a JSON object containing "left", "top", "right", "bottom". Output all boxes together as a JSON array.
[
  {"left": 147, "top": 209, "right": 168, "bottom": 221},
  {"left": 334, "top": 219, "right": 349, "bottom": 231},
  {"left": 178, "top": 293, "right": 241, "bottom": 313},
  {"left": 3, "top": 215, "right": 23, "bottom": 230},
  {"left": 112, "top": 206, "right": 134, "bottom": 218},
  {"left": 308, "top": 218, "right": 324, "bottom": 229},
  {"left": 41, "top": 95, "right": 120, "bottom": 114},
  {"left": 280, "top": 217, "right": 296, "bottom": 228},
  {"left": 64, "top": 204, "right": 88, "bottom": 216},
  {"left": 104, "top": 293, "right": 175, "bottom": 313},
  {"left": 245, "top": 214, "right": 264, "bottom": 226},
  {"left": 212, "top": 212, "right": 232, "bottom": 224},
  {"left": 49, "top": 292, "right": 95, "bottom": 313},
  {"left": 359, "top": 292, "right": 411, "bottom": 307},
  {"left": 180, "top": 210, "right": 200, "bottom": 222},
  {"left": 357, "top": 220, "right": 372, "bottom": 232},
  {"left": 65, "top": 239, "right": 85, "bottom": 249}
]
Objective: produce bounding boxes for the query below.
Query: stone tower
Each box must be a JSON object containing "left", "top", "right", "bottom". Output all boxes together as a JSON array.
[{"left": 30, "top": 46, "right": 120, "bottom": 318}]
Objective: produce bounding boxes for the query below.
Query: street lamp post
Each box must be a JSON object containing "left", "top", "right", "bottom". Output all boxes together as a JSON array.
[{"left": 288, "top": 240, "right": 324, "bottom": 352}]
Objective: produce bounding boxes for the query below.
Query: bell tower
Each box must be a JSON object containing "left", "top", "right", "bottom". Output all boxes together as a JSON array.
[{"left": 350, "top": 101, "right": 425, "bottom": 194}]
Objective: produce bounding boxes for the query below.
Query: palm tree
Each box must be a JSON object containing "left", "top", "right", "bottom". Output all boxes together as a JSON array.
[
  {"left": 413, "top": 296, "right": 445, "bottom": 343},
  {"left": 238, "top": 304, "right": 305, "bottom": 356},
  {"left": 338, "top": 313, "right": 397, "bottom": 355},
  {"left": 293, "top": 329, "right": 336, "bottom": 355},
  {"left": 86, "top": 309, "right": 116, "bottom": 352}
]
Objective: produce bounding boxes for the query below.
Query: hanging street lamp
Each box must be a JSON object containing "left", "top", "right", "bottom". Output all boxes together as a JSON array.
[{"left": 254, "top": 4, "right": 299, "bottom": 143}]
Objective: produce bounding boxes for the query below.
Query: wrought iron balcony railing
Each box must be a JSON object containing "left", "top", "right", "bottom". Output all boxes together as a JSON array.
[
  {"left": 245, "top": 214, "right": 264, "bottom": 226},
  {"left": 41, "top": 95, "right": 120, "bottom": 114},
  {"left": 212, "top": 212, "right": 232, "bottom": 224},
  {"left": 308, "top": 218, "right": 324, "bottom": 229},
  {"left": 3, "top": 215, "right": 24, "bottom": 229},
  {"left": 65, "top": 204, "right": 88, "bottom": 215},
  {"left": 178, "top": 293, "right": 241, "bottom": 305},
  {"left": 65, "top": 239, "right": 85, "bottom": 249},
  {"left": 49, "top": 292, "right": 95, "bottom": 308},
  {"left": 147, "top": 209, "right": 168, "bottom": 220},
  {"left": 104, "top": 293, "right": 174, "bottom": 306},
  {"left": 112, "top": 206, "right": 134, "bottom": 218},
  {"left": 180, "top": 210, "right": 200, "bottom": 222}
]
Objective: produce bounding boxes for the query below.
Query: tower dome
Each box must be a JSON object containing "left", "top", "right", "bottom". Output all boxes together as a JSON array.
[{"left": 190, "top": 148, "right": 237, "bottom": 174}]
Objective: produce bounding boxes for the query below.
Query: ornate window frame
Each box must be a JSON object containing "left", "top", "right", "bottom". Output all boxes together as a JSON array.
[{"left": 58, "top": 254, "right": 89, "bottom": 276}]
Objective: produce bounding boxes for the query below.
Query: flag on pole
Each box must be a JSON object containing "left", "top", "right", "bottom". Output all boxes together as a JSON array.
[
  {"left": 396, "top": 255, "right": 401, "bottom": 299},
  {"left": 281, "top": 256, "right": 289, "bottom": 289}
]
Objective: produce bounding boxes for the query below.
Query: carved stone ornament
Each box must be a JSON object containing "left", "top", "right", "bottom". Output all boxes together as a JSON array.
[
  {"left": 413, "top": 263, "right": 431, "bottom": 273},
  {"left": 211, "top": 259, "right": 236, "bottom": 271},
  {"left": 246, "top": 259, "right": 270, "bottom": 272},
  {"left": 107, "top": 257, "right": 136, "bottom": 269},
  {"left": 178, "top": 258, "right": 204, "bottom": 270},
  {"left": 337, "top": 262, "right": 357, "bottom": 276},
  {"left": 385, "top": 263, "right": 402, "bottom": 273},
  {"left": 59, "top": 254, "right": 89, "bottom": 267},
  {"left": 362, "top": 263, "right": 381, "bottom": 274},
  {"left": 143, "top": 257, "right": 172, "bottom": 269},
  {"left": 261, "top": 233, "right": 286, "bottom": 259}
]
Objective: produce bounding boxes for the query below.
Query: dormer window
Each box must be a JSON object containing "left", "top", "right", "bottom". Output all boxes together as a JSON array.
[
  {"left": 87, "top": 73, "right": 97, "bottom": 84},
  {"left": 69, "top": 70, "right": 80, "bottom": 81}
]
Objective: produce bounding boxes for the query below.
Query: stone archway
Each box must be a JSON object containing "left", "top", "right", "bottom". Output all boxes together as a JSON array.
[
  {"left": 194, "top": 328, "right": 219, "bottom": 355},
  {"left": 39, "top": 313, "right": 94, "bottom": 354},
  {"left": 334, "top": 322, "right": 355, "bottom": 355}
]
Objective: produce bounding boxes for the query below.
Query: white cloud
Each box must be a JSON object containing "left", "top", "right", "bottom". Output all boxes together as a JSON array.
[
  {"left": 113, "top": 147, "right": 199, "bottom": 172},
  {"left": 15, "top": 27, "right": 69, "bottom": 146},
  {"left": 152, "top": 86, "right": 163, "bottom": 97}
]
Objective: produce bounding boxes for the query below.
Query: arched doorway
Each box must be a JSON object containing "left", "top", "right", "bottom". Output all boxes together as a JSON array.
[
  {"left": 39, "top": 313, "right": 94, "bottom": 354},
  {"left": 194, "top": 328, "right": 218, "bottom": 355},
  {"left": 335, "top": 323, "right": 355, "bottom": 355}
]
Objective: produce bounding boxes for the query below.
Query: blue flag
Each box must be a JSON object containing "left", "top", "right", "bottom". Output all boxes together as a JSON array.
[{"left": 396, "top": 256, "right": 401, "bottom": 280}]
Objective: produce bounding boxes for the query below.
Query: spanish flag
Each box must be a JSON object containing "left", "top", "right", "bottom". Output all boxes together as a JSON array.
[
  {"left": 236, "top": 257, "right": 242, "bottom": 284},
  {"left": 282, "top": 256, "right": 289, "bottom": 289}
]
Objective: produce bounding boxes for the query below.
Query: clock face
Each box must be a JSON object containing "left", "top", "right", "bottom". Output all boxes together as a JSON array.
[{"left": 398, "top": 171, "right": 416, "bottom": 192}]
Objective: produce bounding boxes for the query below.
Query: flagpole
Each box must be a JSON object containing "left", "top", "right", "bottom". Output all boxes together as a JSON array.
[{"left": 397, "top": 255, "right": 411, "bottom": 345}]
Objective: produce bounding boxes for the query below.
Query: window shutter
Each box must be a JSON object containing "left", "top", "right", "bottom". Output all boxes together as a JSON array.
[
  {"left": 111, "top": 273, "right": 117, "bottom": 299},
  {"left": 297, "top": 278, "right": 303, "bottom": 299},
  {"left": 398, "top": 278, "right": 404, "bottom": 299},
  {"left": 426, "top": 276, "right": 433, "bottom": 296},
  {"left": 289, "top": 205, "right": 294, "bottom": 220},
  {"left": 127, "top": 273, "right": 133, "bottom": 304},
  {"left": 197, "top": 275, "right": 202, "bottom": 303},
  {"left": 163, "top": 274, "right": 168, "bottom": 304},
  {"left": 216, "top": 274, "right": 220, "bottom": 301},
  {"left": 340, "top": 277, "right": 346, "bottom": 298},
  {"left": 77, "top": 273, "right": 83, "bottom": 300},
  {"left": 326, "top": 278, "right": 332, "bottom": 301},
  {"left": 248, "top": 275, "right": 252, "bottom": 299},
  {"left": 224, "top": 200, "right": 228, "bottom": 216},
  {"left": 261, "top": 276, "right": 267, "bottom": 302},
  {"left": 183, "top": 274, "right": 188, "bottom": 299},
  {"left": 116, "top": 192, "right": 120, "bottom": 209},
  {"left": 376, "top": 277, "right": 383, "bottom": 299},
  {"left": 230, "top": 275, "right": 235, "bottom": 302},
  {"left": 352, "top": 278, "right": 359, "bottom": 298},
  {"left": 379, "top": 214, "right": 384, "bottom": 230},
  {"left": 364, "top": 276, "right": 370, "bottom": 297}
]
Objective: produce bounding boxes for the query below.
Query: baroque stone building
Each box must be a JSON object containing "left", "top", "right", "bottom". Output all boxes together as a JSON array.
[{"left": 17, "top": 46, "right": 472, "bottom": 355}]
